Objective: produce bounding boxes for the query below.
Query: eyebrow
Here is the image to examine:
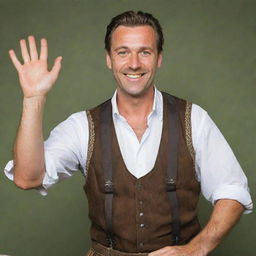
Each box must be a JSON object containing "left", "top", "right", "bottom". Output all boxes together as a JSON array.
[
  {"left": 114, "top": 46, "right": 129, "bottom": 52},
  {"left": 113, "top": 46, "right": 154, "bottom": 52}
]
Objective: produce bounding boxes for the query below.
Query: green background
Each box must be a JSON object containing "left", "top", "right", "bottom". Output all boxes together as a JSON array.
[{"left": 0, "top": 0, "right": 255, "bottom": 255}]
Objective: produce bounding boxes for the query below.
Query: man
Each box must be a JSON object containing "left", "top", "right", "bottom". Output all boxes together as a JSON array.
[{"left": 5, "top": 11, "right": 252, "bottom": 256}]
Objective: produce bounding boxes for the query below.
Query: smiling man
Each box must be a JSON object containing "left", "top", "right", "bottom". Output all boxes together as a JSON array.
[
  {"left": 106, "top": 25, "right": 162, "bottom": 98},
  {"left": 5, "top": 11, "right": 252, "bottom": 256}
]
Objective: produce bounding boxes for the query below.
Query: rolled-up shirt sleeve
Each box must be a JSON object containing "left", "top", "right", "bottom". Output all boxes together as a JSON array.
[
  {"left": 4, "top": 111, "right": 88, "bottom": 195},
  {"left": 192, "top": 104, "right": 253, "bottom": 214}
]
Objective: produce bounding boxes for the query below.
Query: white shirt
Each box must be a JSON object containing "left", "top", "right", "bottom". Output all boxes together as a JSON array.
[{"left": 4, "top": 88, "right": 253, "bottom": 213}]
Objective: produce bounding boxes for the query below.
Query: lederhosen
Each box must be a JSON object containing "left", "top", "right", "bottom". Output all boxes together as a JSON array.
[{"left": 84, "top": 92, "right": 201, "bottom": 255}]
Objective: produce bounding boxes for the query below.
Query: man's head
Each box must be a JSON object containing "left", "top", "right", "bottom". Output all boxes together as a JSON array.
[
  {"left": 105, "top": 11, "right": 164, "bottom": 97},
  {"left": 105, "top": 11, "right": 164, "bottom": 54}
]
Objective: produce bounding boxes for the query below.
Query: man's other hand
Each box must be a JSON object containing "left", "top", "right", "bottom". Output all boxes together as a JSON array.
[
  {"left": 9, "top": 35, "right": 62, "bottom": 98},
  {"left": 148, "top": 243, "right": 206, "bottom": 256}
]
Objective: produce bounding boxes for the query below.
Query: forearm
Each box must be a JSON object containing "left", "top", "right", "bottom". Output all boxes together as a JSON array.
[
  {"left": 13, "top": 96, "right": 46, "bottom": 189},
  {"left": 149, "top": 199, "right": 244, "bottom": 256},
  {"left": 188, "top": 199, "right": 244, "bottom": 255}
]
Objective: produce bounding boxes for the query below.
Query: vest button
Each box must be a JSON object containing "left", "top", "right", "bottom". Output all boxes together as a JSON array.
[
  {"left": 137, "top": 182, "right": 142, "bottom": 190},
  {"left": 139, "top": 212, "right": 144, "bottom": 217},
  {"left": 139, "top": 200, "right": 143, "bottom": 205},
  {"left": 140, "top": 223, "right": 145, "bottom": 228},
  {"left": 139, "top": 242, "right": 144, "bottom": 246}
]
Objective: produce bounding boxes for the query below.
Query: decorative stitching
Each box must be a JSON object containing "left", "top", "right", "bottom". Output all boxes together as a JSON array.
[
  {"left": 86, "top": 248, "right": 94, "bottom": 256},
  {"left": 185, "top": 101, "right": 195, "bottom": 162},
  {"left": 85, "top": 110, "right": 95, "bottom": 182},
  {"left": 86, "top": 248, "right": 98, "bottom": 256},
  {"left": 90, "top": 248, "right": 105, "bottom": 256}
]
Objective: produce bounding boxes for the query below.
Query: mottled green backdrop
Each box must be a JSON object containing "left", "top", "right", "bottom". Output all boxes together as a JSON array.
[{"left": 0, "top": 0, "right": 255, "bottom": 255}]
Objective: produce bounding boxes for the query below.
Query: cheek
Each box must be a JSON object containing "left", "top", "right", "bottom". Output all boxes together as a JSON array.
[
  {"left": 141, "top": 57, "right": 157, "bottom": 67},
  {"left": 112, "top": 60, "right": 127, "bottom": 71}
]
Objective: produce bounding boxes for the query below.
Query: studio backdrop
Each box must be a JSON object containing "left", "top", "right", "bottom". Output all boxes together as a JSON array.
[{"left": 0, "top": 1, "right": 255, "bottom": 255}]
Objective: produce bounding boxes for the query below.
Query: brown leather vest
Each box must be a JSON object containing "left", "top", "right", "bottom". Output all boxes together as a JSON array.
[{"left": 84, "top": 92, "right": 201, "bottom": 253}]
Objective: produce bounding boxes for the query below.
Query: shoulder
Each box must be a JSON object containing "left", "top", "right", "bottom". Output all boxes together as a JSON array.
[
  {"left": 49, "top": 111, "right": 88, "bottom": 137},
  {"left": 160, "top": 91, "right": 209, "bottom": 119},
  {"left": 160, "top": 91, "right": 191, "bottom": 114},
  {"left": 86, "top": 99, "right": 112, "bottom": 124},
  {"left": 67, "top": 111, "right": 87, "bottom": 121},
  {"left": 61, "top": 111, "right": 87, "bottom": 128},
  {"left": 191, "top": 103, "right": 208, "bottom": 125},
  {"left": 191, "top": 103, "right": 216, "bottom": 134},
  {"left": 87, "top": 99, "right": 112, "bottom": 112}
]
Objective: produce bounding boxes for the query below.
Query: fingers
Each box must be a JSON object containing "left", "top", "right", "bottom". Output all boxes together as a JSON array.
[
  {"left": 40, "top": 38, "right": 48, "bottom": 61},
  {"left": 51, "top": 56, "right": 62, "bottom": 78},
  {"left": 20, "top": 38, "right": 30, "bottom": 63},
  {"left": 9, "top": 49, "right": 22, "bottom": 71},
  {"left": 148, "top": 247, "right": 168, "bottom": 256},
  {"left": 20, "top": 36, "right": 45, "bottom": 63},
  {"left": 10, "top": 36, "right": 52, "bottom": 70},
  {"left": 148, "top": 246, "right": 179, "bottom": 256},
  {"left": 28, "top": 35, "right": 39, "bottom": 60}
]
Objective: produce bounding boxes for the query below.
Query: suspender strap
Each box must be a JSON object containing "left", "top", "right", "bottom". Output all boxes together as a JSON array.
[
  {"left": 100, "top": 100, "right": 114, "bottom": 248},
  {"left": 164, "top": 93, "right": 181, "bottom": 245}
]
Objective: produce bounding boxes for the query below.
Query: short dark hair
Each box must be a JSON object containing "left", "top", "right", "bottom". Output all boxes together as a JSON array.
[{"left": 105, "top": 10, "right": 164, "bottom": 53}]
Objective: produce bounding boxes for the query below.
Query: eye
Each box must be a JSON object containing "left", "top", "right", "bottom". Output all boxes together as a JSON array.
[
  {"left": 141, "top": 50, "right": 151, "bottom": 56},
  {"left": 117, "top": 51, "right": 128, "bottom": 57}
]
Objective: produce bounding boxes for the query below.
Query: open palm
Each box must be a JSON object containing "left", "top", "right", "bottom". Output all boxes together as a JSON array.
[{"left": 9, "top": 35, "right": 62, "bottom": 98}]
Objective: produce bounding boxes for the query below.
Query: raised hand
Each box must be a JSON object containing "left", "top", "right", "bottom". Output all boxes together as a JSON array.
[{"left": 9, "top": 35, "right": 62, "bottom": 98}]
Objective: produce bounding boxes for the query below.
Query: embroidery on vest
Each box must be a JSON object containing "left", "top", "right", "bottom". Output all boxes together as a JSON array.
[
  {"left": 85, "top": 110, "right": 95, "bottom": 183},
  {"left": 185, "top": 101, "right": 195, "bottom": 162}
]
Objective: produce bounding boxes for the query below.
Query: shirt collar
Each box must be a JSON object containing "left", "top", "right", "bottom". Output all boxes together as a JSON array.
[{"left": 111, "top": 87, "right": 163, "bottom": 121}]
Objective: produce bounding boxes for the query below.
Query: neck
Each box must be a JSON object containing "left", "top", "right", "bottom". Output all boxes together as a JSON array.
[{"left": 116, "top": 87, "right": 155, "bottom": 119}]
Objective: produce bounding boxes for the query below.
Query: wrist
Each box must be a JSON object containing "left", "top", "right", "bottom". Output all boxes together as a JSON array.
[
  {"left": 23, "top": 95, "right": 47, "bottom": 113},
  {"left": 187, "top": 235, "right": 213, "bottom": 256},
  {"left": 23, "top": 95, "right": 46, "bottom": 104}
]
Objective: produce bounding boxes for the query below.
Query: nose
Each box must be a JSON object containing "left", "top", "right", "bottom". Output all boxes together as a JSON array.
[{"left": 128, "top": 53, "right": 141, "bottom": 70}]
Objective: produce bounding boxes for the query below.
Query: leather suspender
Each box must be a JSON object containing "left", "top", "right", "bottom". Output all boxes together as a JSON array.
[
  {"left": 100, "top": 93, "right": 181, "bottom": 247},
  {"left": 163, "top": 92, "right": 181, "bottom": 245},
  {"left": 100, "top": 101, "right": 114, "bottom": 248}
]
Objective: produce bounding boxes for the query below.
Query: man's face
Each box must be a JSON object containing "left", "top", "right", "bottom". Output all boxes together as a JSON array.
[{"left": 106, "top": 25, "right": 162, "bottom": 97}]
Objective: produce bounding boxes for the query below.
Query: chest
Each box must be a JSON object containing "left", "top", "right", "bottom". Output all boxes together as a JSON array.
[
  {"left": 85, "top": 96, "right": 200, "bottom": 199},
  {"left": 130, "top": 123, "right": 148, "bottom": 142},
  {"left": 113, "top": 114, "right": 163, "bottom": 178},
  {"left": 85, "top": 94, "right": 196, "bottom": 186}
]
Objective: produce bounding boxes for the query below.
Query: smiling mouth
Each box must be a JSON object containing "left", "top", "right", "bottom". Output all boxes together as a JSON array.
[{"left": 124, "top": 73, "right": 146, "bottom": 79}]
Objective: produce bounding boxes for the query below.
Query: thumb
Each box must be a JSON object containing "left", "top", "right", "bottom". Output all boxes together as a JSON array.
[{"left": 50, "top": 56, "right": 62, "bottom": 78}]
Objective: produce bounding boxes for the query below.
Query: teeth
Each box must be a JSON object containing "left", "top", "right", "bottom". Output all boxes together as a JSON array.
[{"left": 125, "top": 74, "right": 142, "bottom": 79}]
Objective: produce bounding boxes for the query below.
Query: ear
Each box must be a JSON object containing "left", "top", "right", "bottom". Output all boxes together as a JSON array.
[
  {"left": 157, "top": 53, "right": 163, "bottom": 68},
  {"left": 106, "top": 52, "right": 112, "bottom": 69}
]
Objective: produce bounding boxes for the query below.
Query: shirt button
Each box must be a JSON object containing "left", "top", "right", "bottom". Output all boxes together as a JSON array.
[
  {"left": 140, "top": 223, "right": 145, "bottom": 228},
  {"left": 139, "top": 200, "right": 143, "bottom": 205},
  {"left": 139, "top": 242, "right": 144, "bottom": 246},
  {"left": 139, "top": 212, "right": 144, "bottom": 217}
]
